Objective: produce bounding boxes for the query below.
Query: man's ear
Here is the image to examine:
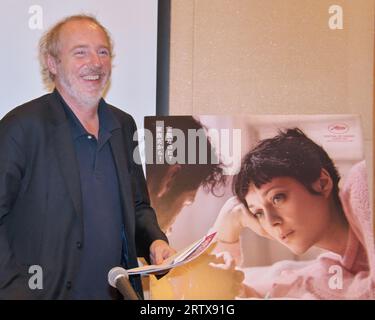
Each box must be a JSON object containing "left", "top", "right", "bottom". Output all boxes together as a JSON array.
[
  {"left": 157, "top": 164, "right": 182, "bottom": 198},
  {"left": 311, "top": 168, "right": 333, "bottom": 197},
  {"left": 46, "top": 54, "right": 58, "bottom": 76}
]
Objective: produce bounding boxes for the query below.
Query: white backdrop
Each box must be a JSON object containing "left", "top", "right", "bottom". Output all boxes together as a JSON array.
[{"left": 0, "top": 0, "right": 158, "bottom": 130}]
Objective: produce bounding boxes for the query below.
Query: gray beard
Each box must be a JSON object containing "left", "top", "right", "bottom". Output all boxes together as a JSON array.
[{"left": 56, "top": 72, "right": 110, "bottom": 108}]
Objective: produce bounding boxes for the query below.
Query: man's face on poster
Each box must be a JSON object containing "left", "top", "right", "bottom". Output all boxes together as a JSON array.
[{"left": 153, "top": 188, "right": 197, "bottom": 234}]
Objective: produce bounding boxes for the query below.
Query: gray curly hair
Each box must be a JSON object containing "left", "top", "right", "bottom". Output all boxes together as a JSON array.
[{"left": 39, "top": 14, "right": 114, "bottom": 89}]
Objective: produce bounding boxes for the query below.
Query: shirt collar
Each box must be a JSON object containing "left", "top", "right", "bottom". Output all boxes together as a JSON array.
[{"left": 53, "top": 89, "right": 121, "bottom": 140}]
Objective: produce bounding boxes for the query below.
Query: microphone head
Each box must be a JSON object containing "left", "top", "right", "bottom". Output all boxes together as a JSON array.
[{"left": 108, "top": 267, "right": 129, "bottom": 288}]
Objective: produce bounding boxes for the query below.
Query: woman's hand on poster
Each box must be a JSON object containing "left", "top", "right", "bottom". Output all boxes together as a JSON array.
[
  {"left": 206, "top": 251, "right": 245, "bottom": 297},
  {"left": 213, "top": 196, "right": 273, "bottom": 241}
]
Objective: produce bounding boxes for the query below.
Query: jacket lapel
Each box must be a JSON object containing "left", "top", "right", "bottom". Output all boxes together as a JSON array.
[
  {"left": 53, "top": 123, "right": 83, "bottom": 218},
  {"left": 46, "top": 93, "right": 83, "bottom": 219}
]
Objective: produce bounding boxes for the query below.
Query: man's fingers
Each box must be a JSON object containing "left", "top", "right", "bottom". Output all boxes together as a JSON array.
[
  {"left": 149, "top": 240, "right": 176, "bottom": 265},
  {"left": 154, "top": 251, "right": 163, "bottom": 265}
]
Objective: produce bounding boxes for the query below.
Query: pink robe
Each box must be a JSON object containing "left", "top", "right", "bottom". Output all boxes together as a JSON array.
[{"left": 243, "top": 161, "right": 375, "bottom": 299}]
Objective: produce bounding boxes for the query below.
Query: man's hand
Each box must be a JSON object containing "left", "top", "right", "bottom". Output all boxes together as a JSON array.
[{"left": 149, "top": 240, "right": 176, "bottom": 265}]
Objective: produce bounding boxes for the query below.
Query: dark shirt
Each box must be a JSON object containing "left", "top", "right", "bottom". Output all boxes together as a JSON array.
[{"left": 55, "top": 90, "right": 124, "bottom": 299}]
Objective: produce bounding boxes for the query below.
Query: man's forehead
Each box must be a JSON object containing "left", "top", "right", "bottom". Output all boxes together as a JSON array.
[
  {"left": 61, "top": 19, "right": 99, "bottom": 31},
  {"left": 58, "top": 20, "right": 109, "bottom": 43}
]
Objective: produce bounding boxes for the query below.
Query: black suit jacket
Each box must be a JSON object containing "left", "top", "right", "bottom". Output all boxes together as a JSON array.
[{"left": 0, "top": 92, "right": 167, "bottom": 299}]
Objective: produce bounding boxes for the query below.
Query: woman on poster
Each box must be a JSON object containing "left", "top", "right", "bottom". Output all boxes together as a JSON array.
[{"left": 214, "top": 128, "right": 374, "bottom": 299}]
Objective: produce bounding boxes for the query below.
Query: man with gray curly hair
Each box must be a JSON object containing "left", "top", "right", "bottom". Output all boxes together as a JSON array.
[{"left": 0, "top": 14, "right": 174, "bottom": 300}]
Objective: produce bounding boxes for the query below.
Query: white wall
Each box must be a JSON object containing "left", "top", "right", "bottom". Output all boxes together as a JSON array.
[
  {"left": 168, "top": 0, "right": 373, "bottom": 192},
  {"left": 0, "top": 0, "right": 158, "bottom": 129}
]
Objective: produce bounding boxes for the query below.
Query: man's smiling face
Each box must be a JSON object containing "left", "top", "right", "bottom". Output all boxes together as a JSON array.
[{"left": 49, "top": 19, "right": 112, "bottom": 107}]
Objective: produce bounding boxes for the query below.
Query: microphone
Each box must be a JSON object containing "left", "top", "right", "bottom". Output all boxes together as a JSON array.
[{"left": 108, "top": 267, "right": 140, "bottom": 300}]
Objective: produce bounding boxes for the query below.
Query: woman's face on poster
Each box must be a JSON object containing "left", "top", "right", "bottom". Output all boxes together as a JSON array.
[{"left": 244, "top": 176, "right": 333, "bottom": 255}]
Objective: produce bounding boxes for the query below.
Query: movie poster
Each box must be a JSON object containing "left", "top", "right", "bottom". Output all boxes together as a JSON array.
[{"left": 144, "top": 114, "right": 373, "bottom": 299}]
